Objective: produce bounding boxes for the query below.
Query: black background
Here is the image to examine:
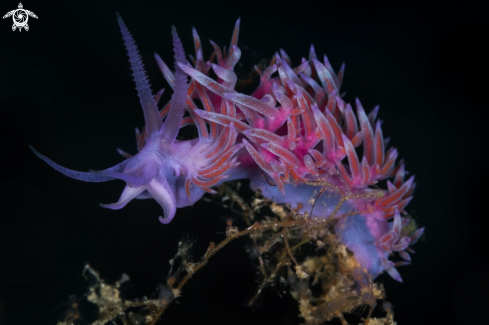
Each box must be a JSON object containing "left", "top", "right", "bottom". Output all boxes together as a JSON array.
[{"left": 0, "top": 0, "right": 487, "bottom": 324}]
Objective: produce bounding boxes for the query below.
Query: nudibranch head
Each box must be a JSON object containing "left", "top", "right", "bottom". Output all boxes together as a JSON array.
[{"left": 30, "top": 14, "right": 225, "bottom": 224}]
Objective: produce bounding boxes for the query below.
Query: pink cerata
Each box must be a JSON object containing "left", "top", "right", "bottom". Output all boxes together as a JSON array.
[{"left": 30, "top": 14, "right": 424, "bottom": 282}]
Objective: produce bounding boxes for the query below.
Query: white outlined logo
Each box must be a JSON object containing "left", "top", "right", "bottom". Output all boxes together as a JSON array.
[{"left": 3, "top": 3, "right": 37, "bottom": 32}]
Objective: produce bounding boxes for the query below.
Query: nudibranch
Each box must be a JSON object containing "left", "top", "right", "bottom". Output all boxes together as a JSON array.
[{"left": 31, "top": 15, "right": 424, "bottom": 281}]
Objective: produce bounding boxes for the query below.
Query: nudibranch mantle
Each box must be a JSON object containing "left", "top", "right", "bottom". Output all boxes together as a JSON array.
[{"left": 31, "top": 15, "right": 424, "bottom": 280}]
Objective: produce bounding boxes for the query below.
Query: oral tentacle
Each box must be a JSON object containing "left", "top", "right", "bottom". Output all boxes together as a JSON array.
[
  {"left": 100, "top": 185, "right": 146, "bottom": 210},
  {"left": 90, "top": 161, "right": 157, "bottom": 186},
  {"left": 146, "top": 178, "right": 177, "bottom": 224},
  {"left": 29, "top": 145, "right": 119, "bottom": 183}
]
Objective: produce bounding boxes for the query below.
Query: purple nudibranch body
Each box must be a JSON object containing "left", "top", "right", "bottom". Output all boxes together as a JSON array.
[{"left": 30, "top": 15, "right": 424, "bottom": 281}]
